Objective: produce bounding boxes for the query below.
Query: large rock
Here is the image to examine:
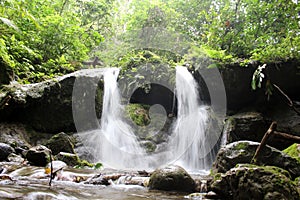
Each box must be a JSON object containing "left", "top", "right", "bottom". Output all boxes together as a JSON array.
[
  {"left": 0, "top": 69, "right": 104, "bottom": 133},
  {"left": 212, "top": 141, "right": 300, "bottom": 179},
  {"left": 45, "top": 132, "right": 75, "bottom": 155},
  {"left": 224, "top": 109, "right": 300, "bottom": 150},
  {"left": 210, "top": 164, "right": 300, "bottom": 200},
  {"left": 0, "top": 143, "right": 15, "bottom": 161},
  {"left": 149, "top": 165, "right": 195, "bottom": 192},
  {"left": 25, "top": 145, "right": 51, "bottom": 166},
  {"left": 223, "top": 112, "right": 268, "bottom": 144}
]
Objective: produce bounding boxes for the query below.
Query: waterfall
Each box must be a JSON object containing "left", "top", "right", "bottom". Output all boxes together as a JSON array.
[
  {"left": 79, "top": 68, "right": 146, "bottom": 169},
  {"left": 169, "top": 66, "right": 210, "bottom": 171},
  {"left": 78, "top": 66, "right": 220, "bottom": 172}
]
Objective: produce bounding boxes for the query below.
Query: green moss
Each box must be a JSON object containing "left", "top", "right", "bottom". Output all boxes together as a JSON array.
[
  {"left": 236, "top": 164, "right": 291, "bottom": 179},
  {"left": 125, "top": 103, "right": 150, "bottom": 126},
  {"left": 234, "top": 142, "right": 249, "bottom": 150},
  {"left": 73, "top": 159, "right": 93, "bottom": 168},
  {"left": 283, "top": 143, "right": 300, "bottom": 163}
]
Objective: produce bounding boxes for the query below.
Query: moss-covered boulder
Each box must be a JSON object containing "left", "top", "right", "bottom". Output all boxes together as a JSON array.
[
  {"left": 55, "top": 152, "right": 80, "bottom": 167},
  {"left": 0, "top": 69, "right": 104, "bottom": 133},
  {"left": 212, "top": 141, "right": 300, "bottom": 179},
  {"left": 223, "top": 112, "right": 268, "bottom": 144},
  {"left": 210, "top": 164, "right": 300, "bottom": 200},
  {"left": 149, "top": 165, "right": 195, "bottom": 192},
  {"left": 45, "top": 132, "right": 75, "bottom": 155}
]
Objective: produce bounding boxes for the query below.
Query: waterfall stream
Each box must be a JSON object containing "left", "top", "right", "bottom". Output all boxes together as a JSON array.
[{"left": 78, "top": 66, "right": 219, "bottom": 172}]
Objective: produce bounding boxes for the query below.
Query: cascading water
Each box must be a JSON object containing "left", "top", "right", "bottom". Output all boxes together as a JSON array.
[
  {"left": 78, "top": 66, "right": 220, "bottom": 172},
  {"left": 169, "top": 66, "right": 211, "bottom": 171},
  {"left": 80, "top": 68, "right": 146, "bottom": 169}
]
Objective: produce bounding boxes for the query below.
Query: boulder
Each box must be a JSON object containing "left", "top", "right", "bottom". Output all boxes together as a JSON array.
[
  {"left": 149, "top": 165, "right": 195, "bottom": 192},
  {"left": 0, "top": 143, "right": 15, "bottom": 161},
  {"left": 45, "top": 132, "right": 75, "bottom": 155},
  {"left": 25, "top": 145, "right": 51, "bottom": 166},
  {"left": 223, "top": 112, "right": 268, "bottom": 144},
  {"left": 212, "top": 141, "right": 300, "bottom": 179},
  {"left": 55, "top": 152, "right": 80, "bottom": 167},
  {"left": 0, "top": 69, "right": 104, "bottom": 133},
  {"left": 210, "top": 164, "right": 299, "bottom": 200}
]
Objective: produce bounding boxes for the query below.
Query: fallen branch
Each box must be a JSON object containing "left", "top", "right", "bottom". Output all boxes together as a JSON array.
[
  {"left": 273, "top": 84, "right": 300, "bottom": 116},
  {"left": 251, "top": 122, "right": 277, "bottom": 164},
  {"left": 252, "top": 121, "right": 300, "bottom": 164},
  {"left": 272, "top": 131, "right": 300, "bottom": 143}
]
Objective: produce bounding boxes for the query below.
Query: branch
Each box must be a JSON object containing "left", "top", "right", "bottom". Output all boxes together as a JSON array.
[
  {"left": 273, "top": 131, "right": 300, "bottom": 143},
  {"left": 251, "top": 122, "right": 277, "bottom": 164},
  {"left": 252, "top": 121, "right": 300, "bottom": 164},
  {"left": 273, "top": 84, "right": 300, "bottom": 116}
]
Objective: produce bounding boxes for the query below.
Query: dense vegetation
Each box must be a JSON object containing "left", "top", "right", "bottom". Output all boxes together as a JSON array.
[{"left": 1, "top": 0, "right": 299, "bottom": 84}]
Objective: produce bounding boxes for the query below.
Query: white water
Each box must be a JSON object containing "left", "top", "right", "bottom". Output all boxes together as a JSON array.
[
  {"left": 78, "top": 66, "right": 216, "bottom": 172},
  {"left": 80, "top": 68, "right": 146, "bottom": 169},
  {"left": 169, "top": 66, "right": 210, "bottom": 171}
]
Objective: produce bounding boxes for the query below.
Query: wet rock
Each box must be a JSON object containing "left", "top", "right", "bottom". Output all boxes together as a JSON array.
[
  {"left": 0, "top": 143, "right": 14, "bottom": 161},
  {"left": 0, "top": 69, "right": 104, "bottom": 133},
  {"left": 223, "top": 112, "right": 268, "bottom": 144},
  {"left": 55, "top": 152, "right": 80, "bottom": 167},
  {"left": 140, "top": 141, "right": 156, "bottom": 153},
  {"left": 45, "top": 132, "right": 75, "bottom": 155},
  {"left": 212, "top": 141, "right": 300, "bottom": 179},
  {"left": 149, "top": 165, "right": 195, "bottom": 192},
  {"left": 45, "top": 160, "right": 67, "bottom": 175},
  {"left": 25, "top": 145, "right": 51, "bottom": 166},
  {"left": 0, "top": 123, "right": 31, "bottom": 149},
  {"left": 210, "top": 164, "right": 300, "bottom": 200},
  {"left": 84, "top": 174, "right": 110, "bottom": 186},
  {"left": 7, "top": 153, "right": 25, "bottom": 163}
]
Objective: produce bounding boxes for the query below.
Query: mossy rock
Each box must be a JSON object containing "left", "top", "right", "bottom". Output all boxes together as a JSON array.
[
  {"left": 283, "top": 143, "right": 300, "bottom": 162},
  {"left": 210, "top": 164, "right": 300, "bottom": 200},
  {"left": 45, "top": 132, "right": 75, "bottom": 155},
  {"left": 55, "top": 152, "right": 81, "bottom": 167},
  {"left": 125, "top": 103, "right": 150, "bottom": 127},
  {"left": 149, "top": 165, "right": 195, "bottom": 192},
  {"left": 212, "top": 141, "right": 300, "bottom": 179}
]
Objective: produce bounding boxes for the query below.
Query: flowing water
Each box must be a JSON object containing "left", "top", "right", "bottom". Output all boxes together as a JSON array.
[
  {"left": 78, "top": 68, "right": 147, "bottom": 169},
  {"left": 0, "top": 163, "right": 189, "bottom": 200},
  {"left": 170, "top": 66, "right": 209, "bottom": 171},
  {"left": 78, "top": 66, "right": 220, "bottom": 173}
]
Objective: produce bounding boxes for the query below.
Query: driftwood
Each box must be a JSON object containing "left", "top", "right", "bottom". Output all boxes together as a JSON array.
[
  {"left": 273, "top": 84, "right": 300, "bottom": 116},
  {"left": 251, "top": 121, "right": 300, "bottom": 164}
]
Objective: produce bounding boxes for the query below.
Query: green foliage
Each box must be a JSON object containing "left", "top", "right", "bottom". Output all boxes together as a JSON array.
[
  {"left": 0, "top": 0, "right": 112, "bottom": 83},
  {"left": 1, "top": 0, "right": 299, "bottom": 84},
  {"left": 118, "top": 50, "right": 176, "bottom": 96}
]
